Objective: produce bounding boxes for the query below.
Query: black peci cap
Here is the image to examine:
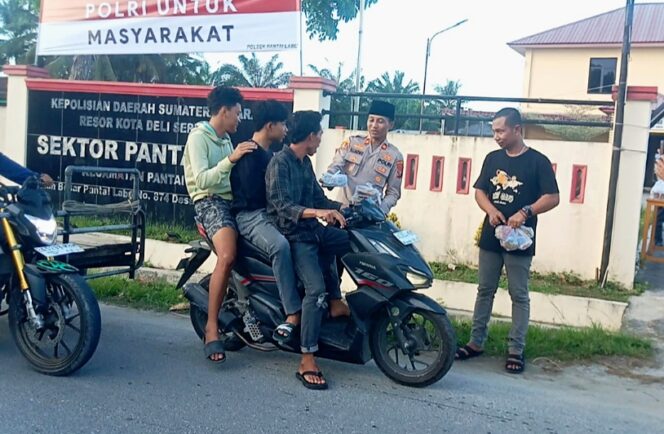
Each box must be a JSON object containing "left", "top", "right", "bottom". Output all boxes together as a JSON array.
[{"left": 368, "top": 100, "right": 395, "bottom": 120}]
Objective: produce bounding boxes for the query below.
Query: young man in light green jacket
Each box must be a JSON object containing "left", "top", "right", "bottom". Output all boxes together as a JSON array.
[{"left": 183, "top": 86, "right": 256, "bottom": 363}]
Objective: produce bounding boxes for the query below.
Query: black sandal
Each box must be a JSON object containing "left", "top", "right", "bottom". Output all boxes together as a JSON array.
[
  {"left": 455, "top": 344, "right": 484, "bottom": 360},
  {"left": 296, "top": 371, "right": 328, "bottom": 390},
  {"left": 272, "top": 322, "right": 297, "bottom": 344},
  {"left": 505, "top": 354, "right": 525, "bottom": 374},
  {"left": 204, "top": 340, "right": 226, "bottom": 364}
]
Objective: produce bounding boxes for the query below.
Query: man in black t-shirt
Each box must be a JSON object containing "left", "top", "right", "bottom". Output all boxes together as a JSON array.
[
  {"left": 455, "top": 107, "right": 559, "bottom": 374},
  {"left": 230, "top": 100, "right": 302, "bottom": 345}
]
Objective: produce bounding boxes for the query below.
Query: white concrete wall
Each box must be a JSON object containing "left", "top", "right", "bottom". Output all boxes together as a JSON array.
[
  {"left": 316, "top": 129, "right": 612, "bottom": 280},
  {"left": 0, "top": 105, "right": 6, "bottom": 153}
]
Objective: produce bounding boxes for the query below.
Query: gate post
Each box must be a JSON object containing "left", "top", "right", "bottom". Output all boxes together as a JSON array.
[
  {"left": 608, "top": 86, "right": 658, "bottom": 287},
  {"left": 288, "top": 76, "right": 337, "bottom": 170},
  {"left": 2, "top": 65, "right": 49, "bottom": 165}
]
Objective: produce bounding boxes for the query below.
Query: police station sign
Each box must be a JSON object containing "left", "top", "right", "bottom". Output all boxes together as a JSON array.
[
  {"left": 26, "top": 81, "right": 293, "bottom": 221},
  {"left": 37, "top": 0, "right": 300, "bottom": 55}
]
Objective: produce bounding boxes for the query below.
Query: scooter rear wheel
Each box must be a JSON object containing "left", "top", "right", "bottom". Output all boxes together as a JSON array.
[{"left": 370, "top": 308, "right": 455, "bottom": 387}]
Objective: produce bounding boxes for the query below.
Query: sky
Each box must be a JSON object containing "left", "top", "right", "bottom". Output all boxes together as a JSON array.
[{"left": 205, "top": 0, "right": 660, "bottom": 101}]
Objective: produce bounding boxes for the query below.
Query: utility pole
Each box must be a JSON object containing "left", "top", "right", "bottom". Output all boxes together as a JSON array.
[
  {"left": 418, "top": 19, "right": 468, "bottom": 132},
  {"left": 351, "top": 0, "right": 366, "bottom": 130},
  {"left": 599, "top": 0, "right": 635, "bottom": 285}
]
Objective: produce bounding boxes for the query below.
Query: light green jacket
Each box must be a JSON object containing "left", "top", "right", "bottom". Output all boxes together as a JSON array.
[{"left": 183, "top": 121, "right": 235, "bottom": 202}]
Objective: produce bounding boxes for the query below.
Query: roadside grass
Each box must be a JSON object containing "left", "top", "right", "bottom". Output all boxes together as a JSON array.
[
  {"left": 60, "top": 215, "right": 200, "bottom": 243},
  {"left": 90, "top": 276, "right": 654, "bottom": 363},
  {"left": 89, "top": 275, "right": 185, "bottom": 312},
  {"left": 71, "top": 216, "right": 645, "bottom": 302},
  {"left": 429, "top": 262, "right": 645, "bottom": 303},
  {"left": 452, "top": 319, "right": 653, "bottom": 361}
]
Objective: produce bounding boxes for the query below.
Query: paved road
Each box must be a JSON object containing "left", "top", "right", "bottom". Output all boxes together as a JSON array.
[{"left": 1, "top": 304, "right": 662, "bottom": 434}]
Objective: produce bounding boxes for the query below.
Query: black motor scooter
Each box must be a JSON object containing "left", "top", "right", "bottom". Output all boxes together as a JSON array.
[{"left": 176, "top": 200, "right": 455, "bottom": 387}]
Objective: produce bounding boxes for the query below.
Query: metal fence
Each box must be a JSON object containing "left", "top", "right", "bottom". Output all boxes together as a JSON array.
[{"left": 322, "top": 91, "right": 614, "bottom": 137}]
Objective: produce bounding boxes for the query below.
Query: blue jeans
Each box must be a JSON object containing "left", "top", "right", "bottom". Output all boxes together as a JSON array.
[
  {"left": 236, "top": 209, "right": 301, "bottom": 315},
  {"left": 291, "top": 225, "right": 350, "bottom": 353}
]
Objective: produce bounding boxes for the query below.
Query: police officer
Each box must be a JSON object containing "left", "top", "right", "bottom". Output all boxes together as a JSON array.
[{"left": 325, "top": 100, "right": 404, "bottom": 214}]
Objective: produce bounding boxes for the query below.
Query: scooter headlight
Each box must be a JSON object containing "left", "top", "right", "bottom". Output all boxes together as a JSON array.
[
  {"left": 25, "top": 214, "right": 58, "bottom": 245},
  {"left": 406, "top": 271, "right": 431, "bottom": 289}
]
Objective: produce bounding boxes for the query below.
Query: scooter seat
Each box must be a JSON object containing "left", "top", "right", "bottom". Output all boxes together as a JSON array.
[{"left": 237, "top": 237, "right": 271, "bottom": 265}]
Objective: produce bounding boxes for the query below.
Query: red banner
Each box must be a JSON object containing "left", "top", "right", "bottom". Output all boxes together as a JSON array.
[{"left": 38, "top": 0, "right": 301, "bottom": 55}]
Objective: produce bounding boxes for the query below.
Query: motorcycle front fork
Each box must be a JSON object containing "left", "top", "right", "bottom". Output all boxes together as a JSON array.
[
  {"left": 1, "top": 216, "right": 44, "bottom": 329},
  {"left": 386, "top": 305, "right": 417, "bottom": 355}
]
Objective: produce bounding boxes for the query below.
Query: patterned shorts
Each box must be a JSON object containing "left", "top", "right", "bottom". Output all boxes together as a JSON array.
[{"left": 193, "top": 196, "right": 237, "bottom": 237}]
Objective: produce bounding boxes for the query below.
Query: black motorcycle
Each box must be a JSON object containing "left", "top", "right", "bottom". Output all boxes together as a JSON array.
[
  {"left": 0, "top": 177, "right": 101, "bottom": 376},
  {"left": 176, "top": 200, "right": 455, "bottom": 387}
]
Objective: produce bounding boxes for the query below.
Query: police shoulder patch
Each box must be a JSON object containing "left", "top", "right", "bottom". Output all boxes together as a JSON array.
[{"left": 396, "top": 160, "right": 404, "bottom": 178}]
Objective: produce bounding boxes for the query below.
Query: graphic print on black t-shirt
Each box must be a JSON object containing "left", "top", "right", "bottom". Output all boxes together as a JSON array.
[
  {"left": 490, "top": 169, "right": 524, "bottom": 205},
  {"left": 473, "top": 148, "right": 559, "bottom": 256}
]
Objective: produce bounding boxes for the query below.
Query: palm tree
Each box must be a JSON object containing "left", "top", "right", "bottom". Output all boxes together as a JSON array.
[
  {"left": 308, "top": 63, "right": 364, "bottom": 127},
  {"left": 418, "top": 79, "right": 464, "bottom": 131},
  {"left": 434, "top": 80, "right": 463, "bottom": 110},
  {"left": 0, "top": 0, "right": 39, "bottom": 64},
  {"left": 366, "top": 71, "right": 420, "bottom": 95},
  {"left": 43, "top": 53, "right": 211, "bottom": 84},
  {"left": 366, "top": 71, "right": 421, "bottom": 130},
  {"left": 163, "top": 54, "right": 212, "bottom": 85},
  {"left": 308, "top": 63, "right": 361, "bottom": 91},
  {"left": 212, "top": 53, "right": 292, "bottom": 88}
]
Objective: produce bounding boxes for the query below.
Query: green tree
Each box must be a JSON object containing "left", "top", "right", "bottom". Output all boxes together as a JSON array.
[
  {"left": 434, "top": 80, "right": 462, "bottom": 110},
  {"left": 212, "top": 53, "right": 292, "bottom": 88},
  {"left": 309, "top": 62, "right": 364, "bottom": 127},
  {"left": 163, "top": 54, "right": 212, "bottom": 86},
  {"left": 303, "top": 0, "right": 380, "bottom": 41},
  {"left": 0, "top": 0, "right": 39, "bottom": 64},
  {"left": 1, "top": 0, "right": 210, "bottom": 84},
  {"left": 419, "top": 79, "right": 463, "bottom": 132},
  {"left": 366, "top": 71, "right": 421, "bottom": 130}
]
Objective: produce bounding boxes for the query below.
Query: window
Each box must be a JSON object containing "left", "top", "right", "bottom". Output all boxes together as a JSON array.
[
  {"left": 570, "top": 165, "right": 587, "bottom": 204},
  {"left": 430, "top": 156, "right": 444, "bottom": 192},
  {"left": 456, "top": 158, "right": 472, "bottom": 194},
  {"left": 587, "top": 58, "right": 617, "bottom": 94},
  {"left": 404, "top": 154, "right": 419, "bottom": 190}
]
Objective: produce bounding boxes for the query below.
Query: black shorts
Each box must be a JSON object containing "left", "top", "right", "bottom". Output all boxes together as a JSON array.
[{"left": 193, "top": 196, "right": 237, "bottom": 237}]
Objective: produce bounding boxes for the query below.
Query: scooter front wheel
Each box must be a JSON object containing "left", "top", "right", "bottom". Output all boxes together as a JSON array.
[{"left": 370, "top": 308, "right": 456, "bottom": 387}]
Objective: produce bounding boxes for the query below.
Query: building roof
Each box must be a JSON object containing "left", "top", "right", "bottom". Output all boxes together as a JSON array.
[{"left": 509, "top": 3, "right": 664, "bottom": 55}]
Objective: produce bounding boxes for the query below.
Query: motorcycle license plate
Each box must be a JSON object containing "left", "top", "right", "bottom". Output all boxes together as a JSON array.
[
  {"left": 34, "top": 243, "right": 84, "bottom": 257},
  {"left": 393, "top": 230, "right": 418, "bottom": 246}
]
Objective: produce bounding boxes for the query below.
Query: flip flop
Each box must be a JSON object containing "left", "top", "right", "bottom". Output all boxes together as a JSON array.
[
  {"left": 272, "top": 322, "right": 298, "bottom": 345},
  {"left": 296, "top": 371, "right": 328, "bottom": 390},
  {"left": 455, "top": 344, "right": 484, "bottom": 360},
  {"left": 204, "top": 340, "right": 226, "bottom": 364},
  {"left": 505, "top": 354, "right": 525, "bottom": 374}
]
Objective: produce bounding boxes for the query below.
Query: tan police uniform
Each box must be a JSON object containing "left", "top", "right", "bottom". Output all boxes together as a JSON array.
[{"left": 326, "top": 135, "right": 404, "bottom": 213}]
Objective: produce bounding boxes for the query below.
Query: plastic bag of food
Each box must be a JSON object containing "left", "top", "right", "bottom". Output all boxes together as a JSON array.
[
  {"left": 320, "top": 170, "right": 348, "bottom": 188},
  {"left": 351, "top": 183, "right": 382, "bottom": 206},
  {"left": 494, "top": 225, "right": 534, "bottom": 251}
]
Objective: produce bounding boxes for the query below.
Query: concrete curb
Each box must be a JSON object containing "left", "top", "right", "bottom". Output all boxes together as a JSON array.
[{"left": 87, "top": 233, "right": 628, "bottom": 331}]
